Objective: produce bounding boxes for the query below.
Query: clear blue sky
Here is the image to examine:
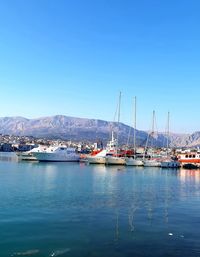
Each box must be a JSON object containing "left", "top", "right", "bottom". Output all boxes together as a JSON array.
[{"left": 0, "top": 0, "right": 200, "bottom": 133}]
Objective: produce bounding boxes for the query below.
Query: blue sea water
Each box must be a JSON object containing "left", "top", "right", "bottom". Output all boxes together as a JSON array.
[{"left": 0, "top": 153, "right": 200, "bottom": 256}]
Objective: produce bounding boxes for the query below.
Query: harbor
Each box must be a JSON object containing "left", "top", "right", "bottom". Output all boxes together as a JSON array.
[
  {"left": 13, "top": 135, "right": 200, "bottom": 169},
  {"left": 1, "top": 1, "right": 200, "bottom": 255}
]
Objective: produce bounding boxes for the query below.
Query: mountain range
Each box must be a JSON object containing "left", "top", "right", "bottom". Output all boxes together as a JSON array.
[{"left": 0, "top": 115, "right": 199, "bottom": 148}]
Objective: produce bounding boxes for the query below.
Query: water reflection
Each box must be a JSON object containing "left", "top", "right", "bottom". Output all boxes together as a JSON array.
[
  {"left": 179, "top": 169, "right": 200, "bottom": 183},
  {"left": 178, "top": 169, "right": 200, "bottom": 200},
  {"left": 90, "top": 166, "right": 173, "bottom": 235},
  {"left": 0, "top": 160, "right": 200, "bottom": 256},
  {"left": 0, "top": 152, "right": 18, "bottom": 162}
]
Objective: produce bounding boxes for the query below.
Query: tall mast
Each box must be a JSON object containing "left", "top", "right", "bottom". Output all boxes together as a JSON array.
[
  {"left": 167, "top": 111, "right": 170, "bottom": 154},
  {"left": 116, "top": 92, "right": 121, "bottom": 151},
  {"left": 152, "top": 110, "right": 155, "bottom": 136},
  {"left": 143, "top": 110, "right": 156, "bottom": 160},
  {"left": 133, "top": 96, "right": 136, "bottom": 158}
]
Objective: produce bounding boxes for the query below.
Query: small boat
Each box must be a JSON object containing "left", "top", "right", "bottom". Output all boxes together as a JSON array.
[
  {"left": 17, "top": 151, "right": 37, "bottom": 161},
  {"left": 143, "top": 159, "right": 161, "bottom": 167},
  {"left": 161, "top": 158, "right": 181, "bottom": 168},
  {"left": 105, "top": 154, "right": 126, "bottom": 165},
  {"left": 16, "top": 146, "right": 46, "bottom": 161},
  {"left": 126, "top": 157, "right": 143, "bottom": 166},
  {"left": 87, "top": 149, "right": 107, "bottom": 164},
  {"left": 32, "top": 145, "right": 80, "bottom": 162}
]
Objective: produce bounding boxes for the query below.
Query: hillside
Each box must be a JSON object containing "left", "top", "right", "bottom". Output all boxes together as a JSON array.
[{"left": 0, "top": 115, "right": 197, "bottom": 147}]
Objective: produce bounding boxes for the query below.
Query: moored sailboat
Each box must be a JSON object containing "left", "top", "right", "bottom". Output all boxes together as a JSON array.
[
  {"left": 143, "top": 111, "right": 161, "bottom": 167},
  {"left": 106, "top": 92, "right": 126, "bottom": 165},
  {"left": 126, "top": 96, "right": 143, "bottom": 166},
  {"left": 161, "top": 112, "right": 180, "bottom": 168}
]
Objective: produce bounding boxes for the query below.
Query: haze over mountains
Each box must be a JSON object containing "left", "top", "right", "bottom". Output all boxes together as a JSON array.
[{"left": 0, "top": 115, "right": 199, "bottom": 148}]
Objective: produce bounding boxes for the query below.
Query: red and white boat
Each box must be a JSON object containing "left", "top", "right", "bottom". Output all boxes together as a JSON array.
[
  {"left": 178, "top": 152, "right": 200, "bottom": 163},
  {"left": 87, "top": 131, "right": 117, "bottom": 164}
]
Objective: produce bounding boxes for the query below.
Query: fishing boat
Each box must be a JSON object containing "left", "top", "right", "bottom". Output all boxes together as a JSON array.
[
  {"left": 87, "top": 131, "right": 117, "bottom": 164},
  {"left": 178, "top": 152, "right": 200, "bottom": 164},
  {"left": 32, "top": 145, "right": 80, "bottom": 162},
  {"left": 106, "top": 92, "right": 126, "bottom": 165},
  {"left": 87, "top": 149, "right": 107, "bottom": 164}
]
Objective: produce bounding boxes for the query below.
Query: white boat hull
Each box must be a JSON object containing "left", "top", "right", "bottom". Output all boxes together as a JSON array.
[
  {"left": 143, "top": 160, "right": 161, "bottom": 167},
  {"left": 17, "top": 152, "right": 37, "bottom": 161},
  {"left": 106, "top": 156, "right": 126, "bottom": 165},
  {"left": 87, "top": 156, "right": 106, "bottom": 164},
  {"left": 33, "top": 152, "right": 80, "bottom": 162},
  {"left": 126, "top": 158, "right": 143, "bottom": 166}
]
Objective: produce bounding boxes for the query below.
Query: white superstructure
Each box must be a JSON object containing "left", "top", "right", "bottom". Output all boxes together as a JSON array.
[{"left": 33, "top": 145, "right": 80, "bottom": 162}]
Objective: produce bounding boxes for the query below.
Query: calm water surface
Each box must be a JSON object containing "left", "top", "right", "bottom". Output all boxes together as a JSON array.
[{"left": 0, "top": 153, "right": 200, "bottom": 256}]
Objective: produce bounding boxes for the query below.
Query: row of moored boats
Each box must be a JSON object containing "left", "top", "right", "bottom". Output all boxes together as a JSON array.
[{"left": 16, "top": 133, "right": 181, "bottom": 168}]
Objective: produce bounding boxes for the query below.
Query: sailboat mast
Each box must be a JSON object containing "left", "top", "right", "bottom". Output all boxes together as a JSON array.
[
  {"left": 133, "top": 96, "right": 136, "bottom": 157},
  {"left": 152, "top": 110, "right": 155, "bottom": 135},
  {"left": 167, "top": 111, "right": 170, "bottom": 153},
  {"left": 116, "top": 92, "right": 121, "bottom": 151}
]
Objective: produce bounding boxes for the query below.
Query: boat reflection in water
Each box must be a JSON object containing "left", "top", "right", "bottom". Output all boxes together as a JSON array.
[{"left": 179, "top": 168, "right": 200, "bottom": 183}]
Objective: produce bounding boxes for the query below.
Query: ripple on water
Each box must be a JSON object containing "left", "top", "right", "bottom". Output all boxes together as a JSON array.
[
  {"left": 11, "top": 249, "right": 39, "bottom": 256},
  {"left": 50, "top": 248, "right": 71, "bottom": 256}
]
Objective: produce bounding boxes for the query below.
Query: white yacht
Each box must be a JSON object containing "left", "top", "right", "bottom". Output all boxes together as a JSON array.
[{"left": 32, "top": 145, "right": 80, "bottom": 162}]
